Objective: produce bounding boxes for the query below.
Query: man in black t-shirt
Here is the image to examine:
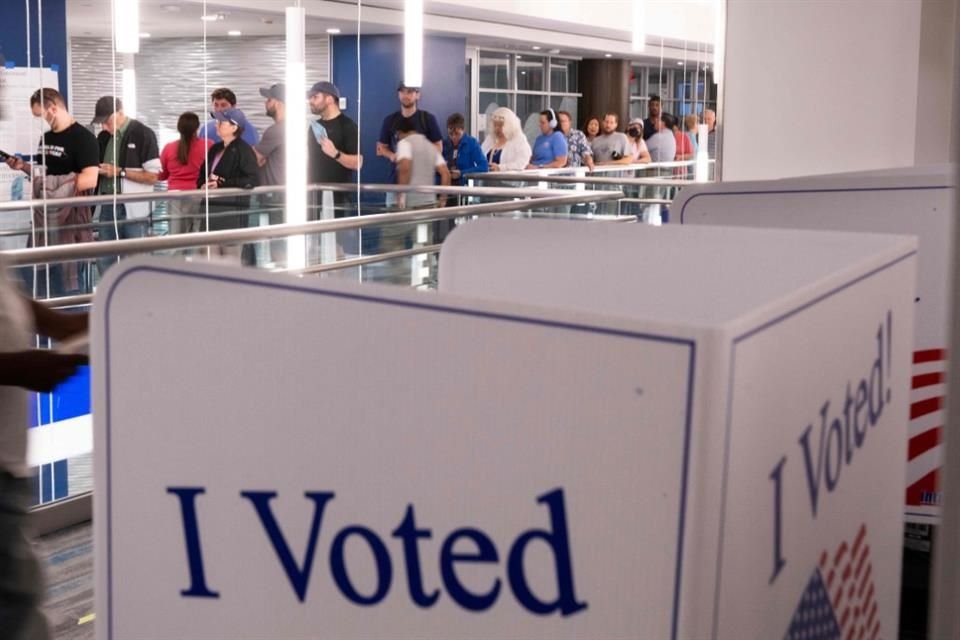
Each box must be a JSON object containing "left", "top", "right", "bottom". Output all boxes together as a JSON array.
[
  {"left": 306, "top": 81, "right": 361, "bottom": 218},
  {"left": 6, "top": 88, "right": 99, "bottom": 190},
  {"left": 5, "top": 88, "right": 99, "bottom": 295}
]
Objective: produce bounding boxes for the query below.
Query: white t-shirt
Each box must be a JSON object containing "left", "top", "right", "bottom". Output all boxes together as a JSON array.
[
  {"left": 396, "top": 134, "right": 445, "bottom": 207},
  {"left": 0, "top": 256, "right": 35, "bottom": 476}
]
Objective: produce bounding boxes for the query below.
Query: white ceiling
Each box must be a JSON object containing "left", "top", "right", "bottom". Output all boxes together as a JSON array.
[{"left": 65, "top": 0, "right": 713, "bottom": 63}]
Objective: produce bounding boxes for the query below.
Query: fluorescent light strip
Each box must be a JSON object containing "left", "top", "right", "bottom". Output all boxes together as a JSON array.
[
  {"left": 404, "top": 0, "right": 424, "bottom": 88},
  {"left": 631, "top": 0, "right": 645, "bottom": 53},
  {"left": 285, "top": 6, "right": 308, "bottom": 270},
  {"left": 114, "top": 0, "right": 140, "bottom": 53},
  {"left": 122, "top": 67, "right": 137, "bottom": 119}
]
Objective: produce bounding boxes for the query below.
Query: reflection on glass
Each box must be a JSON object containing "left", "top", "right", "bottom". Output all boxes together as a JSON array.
[
  {"left": 550, "top": 59, "right": 577, "bottom": 94},
  {"left": 479, "top": 52, "right": 511, "bottom": 90},
  {"left": 478, "top": 91, "right": 509, "bottom": 142},
  {"left": 516, "top": 93, "right": 544, "bottom": 144},
  {"left": 516, "top": 55, "right": 544, "bottom": 92}
]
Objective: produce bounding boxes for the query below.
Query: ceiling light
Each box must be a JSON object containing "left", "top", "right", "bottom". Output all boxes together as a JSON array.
[
  {"left": 228, "top": 30, "right": 242, "bottom": 36},
  {"left": 532, "top": 46, "right": 541, "bottom": 51},
  {"left": 604, "top": 53, "right": 612, "bottom": 58},
  {"left": 404, "top": 0, "right": 424, "bottom": 88},
  {"left": 677, "top": 60, "right": 684, "bottom": 65},
  {"left": 200, "top": 13, "right": 220, "bottom": 21},
  {"left": 139, "top": 33, "right": 151, "bottom": 38},
  {"left": 115, "top": 0, "right": 140, "bottom": 53},
  {"left": 632, "top": 0, "right": 646, "bottom": 53},
  {"left": 162, "top": 4, "right": 181, "bottom": 12},
  {"left": 326, "top": 28, "right": 341, "bottom": 34},
  {"left": 517, "top": 55, "right": 523, "bottom": 59}
]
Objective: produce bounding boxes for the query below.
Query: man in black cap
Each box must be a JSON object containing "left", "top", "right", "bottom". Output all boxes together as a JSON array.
[
  {"left": 376, "top": 82, "right": 442, "bottom": 206},
  {"left": 306, "top": 81, "right": 361, "bottom": 215},
  {"left": 91, "top": 95, "right": 160, "bottom": 276}
]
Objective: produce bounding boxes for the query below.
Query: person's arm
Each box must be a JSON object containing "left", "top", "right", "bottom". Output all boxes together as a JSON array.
[
  {"left": 253, "top": 147, "right": 268, "bottom": 167},
  {"left": 29, "top": 300, "right": 88, "bottom": 341},
  {"left": 376, "top": 116, "right": 396, "bottom": 162},
  {"left": 5, "top": 156, "right": 32, "bottom": 177},
  {"left": 76, "top": 165, "right": 100, "bottom": 191},
  {"left": 463, "top": 139, "right": 489, "bottom": 175},
  {"left": 319, "top": 137, "right": 361, "bottom": 171},
  {"left": 0, "top": 351, "right": 88, "bottom": 392},
  {"left": 435, "top": 159, "right": 450, "bottom": 207}
]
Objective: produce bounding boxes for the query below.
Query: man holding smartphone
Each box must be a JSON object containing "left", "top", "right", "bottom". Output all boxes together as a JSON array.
[{"left": 306, "top": 81, "right": 361, "bottom": 217}]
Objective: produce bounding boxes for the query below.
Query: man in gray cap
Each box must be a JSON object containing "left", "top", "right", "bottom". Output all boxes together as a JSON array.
[
  {"left": 254, "top": 83, "right": 286, "bottom": 187},
  {"left": 306, "top": 81, "right": 361, "bottom": 214}
]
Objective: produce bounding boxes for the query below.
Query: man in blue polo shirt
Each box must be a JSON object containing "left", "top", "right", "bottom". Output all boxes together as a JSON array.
[{"left": 376, "top": 82, "right": 442, "bottom": 206}]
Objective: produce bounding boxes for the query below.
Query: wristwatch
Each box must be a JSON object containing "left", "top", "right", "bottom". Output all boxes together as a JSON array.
[
  {"left": 119, "top": 169, "right": 127, "bottom": 179},
  {"left": 335, "top": 150, "right": 342, "bottom": 160}
]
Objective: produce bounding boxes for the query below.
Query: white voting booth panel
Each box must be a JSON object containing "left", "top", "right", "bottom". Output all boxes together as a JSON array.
[
  {"left": 440, "top": 219, "right": 915, "bottom": 639},
  {"left": 95, "top": 217, "right": 914, "bottom": 639},
  {"left": 674, "top": 166, "right": 956, "bottom": 523}
]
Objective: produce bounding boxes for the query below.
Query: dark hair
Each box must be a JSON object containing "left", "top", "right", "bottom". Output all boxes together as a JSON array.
[
  {"left": 176, "top": 112, "right": 201, "bottom": 166},
  {"left": 662, "top": 113, "right": 678, "bottom": 130},
  {"left": 446, "top": 113, "right": 465, "bottom": 130},
  {"left": 210, "top": 88, "right": 238, "bottom": 105},
  {"left": 603, "top": 111, "right": 620, "bottom": 123},
  {"left": 30, "top": 87, "right": 64, "bottom": 107},
  {"left": 649, "top": 94, "right": 661, "bottom": 104},
  {"left": 539, "top": 109, "right": 557, "bottom": 131},
  {"left": 396, "top": 116, "right": 417, "bottom": 134},
  {"left": 583, "top": 115, "right": 600, "bottom": 131}
]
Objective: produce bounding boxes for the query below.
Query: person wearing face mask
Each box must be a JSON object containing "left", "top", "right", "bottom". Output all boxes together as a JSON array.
[
  {"left": 625, "top": 117, "right": 652, "bottom": 163},
  {"left": 5, "top": 88, "right": 99, "bottom": 295}
]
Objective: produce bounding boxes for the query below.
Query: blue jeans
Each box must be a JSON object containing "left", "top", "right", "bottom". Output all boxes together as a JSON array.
[{"left": 98, "top": 204, "right": 148, "bottom": 279}]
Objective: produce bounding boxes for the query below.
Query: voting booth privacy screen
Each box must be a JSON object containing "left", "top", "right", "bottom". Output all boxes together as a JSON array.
[
  {"left": 94, "top": 219, "right": 916, "bottom": 639},
  {"left": 675, "top": 165, "right": 955, "bottom": 523}
]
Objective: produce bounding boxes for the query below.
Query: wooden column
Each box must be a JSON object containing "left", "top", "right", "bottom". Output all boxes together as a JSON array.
[{"left": 578, "top": 59, "right": 631, "bottom": 128}]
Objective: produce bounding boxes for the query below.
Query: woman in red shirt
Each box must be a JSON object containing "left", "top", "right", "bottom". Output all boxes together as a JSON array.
[
  {"left": 665, "top": 113, "right": 695, "bottom": 177},
  {"left": 159, "top": 112, "right": 212, "bottom": 234}
]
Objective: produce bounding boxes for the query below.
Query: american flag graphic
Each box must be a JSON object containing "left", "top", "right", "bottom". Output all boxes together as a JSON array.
[
  {"left": 906, "top": 348, "right": 947, "bottom": 511},
  {"left": 784, "top": 524, "right": 880, "bottom": 640}
]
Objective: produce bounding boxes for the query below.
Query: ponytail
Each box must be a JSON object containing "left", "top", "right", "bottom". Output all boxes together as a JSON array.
[{"left": 176, "top": 112, "right": 201, "bottom": 165}]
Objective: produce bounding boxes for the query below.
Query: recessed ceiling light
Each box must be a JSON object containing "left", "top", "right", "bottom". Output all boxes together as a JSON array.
[
  {"left": 677, "top": 60, "right": 684, "bottom": 65},
  {"left": 139, "top": 33, "right": 151, "bottom": 38},
  {"left": 517, "top": 55, "right": 523, "bottom": 59},
  {"left": 228, "top": 30, "right": 242, "bottom": 36},
  {"left": 531, "top": 46, "right": 541, "bottom": 51},
  {"left": 326, "top": 28, "right": 341, "bottom": 34},
  {"left": 201, "top": 14, "right": 218, "bottom": 21},
  {"left": 162, "top": 4, "right": 181, "bottom": 12},
  {"left": 604, "top": 53, "right": 612, "bottom": 58}
]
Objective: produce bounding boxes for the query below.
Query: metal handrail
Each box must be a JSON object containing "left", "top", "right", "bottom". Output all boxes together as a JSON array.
[
  {"left": 469, "top": 158, "right": 715, "bottom": 179},
  {"left": 0, "top": 182, "right": 582, "bottom": 213},
  {"left": 3, "top": 190, "right": 624, "bottom": 266},
  {"left": 473, "top": 173, "right": 698, "bottom": 186}
]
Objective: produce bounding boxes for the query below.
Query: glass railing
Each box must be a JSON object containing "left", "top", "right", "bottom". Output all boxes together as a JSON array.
[{"left": 3, "top": 184, "right": 628, "bottom": 526}]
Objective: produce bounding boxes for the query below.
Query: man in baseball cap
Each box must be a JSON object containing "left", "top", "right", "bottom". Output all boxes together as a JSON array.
[
  {"left": 91, "top": 95, "right": 123, "bottom": 126},
  {"left": 307, "top": 81, "right": 340, "bottom": 101},
  {"left": 255, "top": 84, "right": 286, "bottom": 188},
  {"left": 376, "top": 80, "right": 442, "bottom": 205}
]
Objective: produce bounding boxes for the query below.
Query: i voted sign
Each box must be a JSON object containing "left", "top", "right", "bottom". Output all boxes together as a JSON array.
[{"left": 93, "top": 258, "right": 694, "bottom": 639}]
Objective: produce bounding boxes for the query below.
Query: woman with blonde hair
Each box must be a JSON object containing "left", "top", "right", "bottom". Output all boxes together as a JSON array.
[{"left": 481, "top": 107, "right": 532, "bottom": 172}]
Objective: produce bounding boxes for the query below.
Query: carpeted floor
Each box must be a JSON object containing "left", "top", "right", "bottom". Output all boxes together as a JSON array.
[{"left": 37, "top": 522, "right": 94, "bottom": 640}]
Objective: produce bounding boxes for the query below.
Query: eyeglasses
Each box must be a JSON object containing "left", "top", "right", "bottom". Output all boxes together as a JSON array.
[{"left": 491, "top": 116, "right": 506, "bottom": 123}]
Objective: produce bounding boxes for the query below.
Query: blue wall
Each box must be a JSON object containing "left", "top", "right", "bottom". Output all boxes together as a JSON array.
[
  {"left": 0, "top": 0, "right": 69, "bottom": 102},
  {"left": 331, "top": 34, "right": 466, "bottom": 200}
]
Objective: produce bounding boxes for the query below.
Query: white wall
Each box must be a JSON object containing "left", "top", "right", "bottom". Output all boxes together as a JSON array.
[
  {"left": 914, "top": 0, "right": 958, "bottom": 165},
  {"left": 722, "top": 0, "right": 923, "bottom": 181}
]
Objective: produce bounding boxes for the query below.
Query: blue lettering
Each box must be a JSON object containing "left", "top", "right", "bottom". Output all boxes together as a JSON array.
[
  {"left": 768, "top": 457, "right": 787, "bottom": 584},
  {"left": 825, "top": 417, "right": 843, "bottom": 491},
  {"left": 868, "top": 326, "right": 886, "bottom": 424},
  {"left": 440, "top": 528, "right": 501, "bottom": 611},
  {"left": 798, "top": 401, "right": 830, "bottom": 518},
  {"left": 168, "top": 487, "right": 220, "bottom": 598},
  {"left": 330, "top": 526, "right": 392, "bottom": 605},
  {"left": 241, "top": 490, "right": 335, "bottom": 603},
  {"left": 392, "top": 505, "right": 440, "bottom": 607},
  {"left": 507, "top": 488, "right": 588, "bottom": 616}
]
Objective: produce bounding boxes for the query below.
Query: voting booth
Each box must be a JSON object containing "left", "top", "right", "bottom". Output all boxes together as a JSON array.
[
  {"left": 94, "top": 219, "right": 916, "bottom": 639},
  {"left": 674, "top": 165, "right": 955, "bottom": 523}
]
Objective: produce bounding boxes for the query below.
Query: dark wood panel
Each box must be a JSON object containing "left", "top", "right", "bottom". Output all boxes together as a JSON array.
[{"left": 578, "top": 59, "right": 631, "bottom": 129}]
